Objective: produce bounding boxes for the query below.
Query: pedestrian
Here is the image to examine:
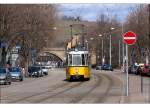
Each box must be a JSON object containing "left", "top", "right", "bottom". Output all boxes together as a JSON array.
[{"left": 22, "top": 67, "right": 25, "bottom": 76}]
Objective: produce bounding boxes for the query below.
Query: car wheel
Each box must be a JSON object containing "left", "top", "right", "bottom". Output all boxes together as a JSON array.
[
  {"left": 40, "top": 73, "right": 43, "bottom": 77},
  {"left": 20, "top": 78, "right": 23, "bottom": 81},
  {"left": 6, "top": 81, "right": 11, "bottom": 85}
]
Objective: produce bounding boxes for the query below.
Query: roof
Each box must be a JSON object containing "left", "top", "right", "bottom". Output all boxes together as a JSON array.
[{"left": 68, "top": 50, "right": 89, "bottom": 54}]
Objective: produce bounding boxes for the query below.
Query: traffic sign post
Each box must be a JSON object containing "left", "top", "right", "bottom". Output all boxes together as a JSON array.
[{"left": 123, "top": 31, "right": 137, "bottom": 96}]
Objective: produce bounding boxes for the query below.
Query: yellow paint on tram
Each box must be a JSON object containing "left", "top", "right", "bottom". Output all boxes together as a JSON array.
[{"left": 66, "top": 66, "right": 90, "bottom": 80}]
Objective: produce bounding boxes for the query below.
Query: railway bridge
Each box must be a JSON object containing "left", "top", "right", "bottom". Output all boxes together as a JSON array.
[{"left": 37, "top": 47, "right": 96, "bottom": 66}]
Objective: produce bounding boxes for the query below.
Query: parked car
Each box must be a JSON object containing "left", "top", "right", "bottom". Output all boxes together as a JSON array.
[
  {"left": 41, "top": 66, "right": 49, "bottom": 75},
  {"left": 101, "top": 64, "right": 113, "bottom": 71},
  {"left": 128, "top": 65, "right": 142, "bottom": 75},
  {"left": 9, "top": 67, "right": 24, "bottom": 81},
  {"left": 141, "top": 64, "right": 150, "bottom": 76},
  {"left": 96, "top": 64, "right": 102, "bottom": 70},
  {"left": 0, "top": 68, "right": 11, "bottom": 85},
  {"left": 28, "top": 66, "right": 43, "bottom": 77},
  {"left": 147, "top": 66, "right": 150, "bottom": 76}
]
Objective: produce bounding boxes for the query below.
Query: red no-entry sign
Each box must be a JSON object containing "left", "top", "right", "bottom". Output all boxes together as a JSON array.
[{"left": 123, "top": 31, "right": 137, "bottom": 45}]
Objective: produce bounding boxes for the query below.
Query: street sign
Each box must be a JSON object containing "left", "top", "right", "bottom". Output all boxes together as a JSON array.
[{"left": 123, "top": 31, "right": 137, "bottom": 45}]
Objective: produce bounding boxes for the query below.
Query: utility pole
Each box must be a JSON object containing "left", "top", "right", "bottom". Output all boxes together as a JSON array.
[
  {"left": 102, "top": 37, "right": 104, "bottom": 65},
  {"left": 119, "top": 40, "right": 121, "bottom": 68},
  {"left": 122, "top": 23, "right": 125, "bottom": 73},
  {"left": 82, "top": 24, "right": 85, "bottom": 47},
  {"left": 70, "top": 25, "right": 73, "bottom": 48},
  {"left": 148, "top": 4, "right": 150, "bottom": 103},
  {"left": 110, "top": 34, "right": 112, "bottom": 66}
]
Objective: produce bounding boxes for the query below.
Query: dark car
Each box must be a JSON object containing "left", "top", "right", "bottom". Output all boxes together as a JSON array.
[
  {"left": 0, "top": 68, "right": 11, "bottom": 85},
  {"left": 28, "top": 66, "right": 43, "bottom": 77},
  {"left": 9, "top": 67, "right": 24, "bottom": 81},
  {"left": 128, "top": 65, "right": 142, "bottom": 75},
  {"left": 147, "top": 66, "right": 150, "bottom": 76},
  {"left": 101, "top": 64, "right": 113, "bottom": 71}
]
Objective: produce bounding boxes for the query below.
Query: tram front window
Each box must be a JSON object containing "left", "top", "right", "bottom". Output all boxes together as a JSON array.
[{"left": 73, "top": 54, "right": 82, "bottom": 66}]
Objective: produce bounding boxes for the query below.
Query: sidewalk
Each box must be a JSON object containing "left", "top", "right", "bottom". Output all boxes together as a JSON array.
[
  {"left": 114, "top": 70, "right": 150, "bottom": 103},
  {"left": 120, "top": 93, "right": 147, "bottom": 103}
]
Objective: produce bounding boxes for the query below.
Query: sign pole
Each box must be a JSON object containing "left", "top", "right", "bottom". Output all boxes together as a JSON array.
[
  {"left": 126, "top": 44, "right": 129, "bottom": 96},
  {"left": 123, "top": 31, "right": 137, "bottom": 96}
]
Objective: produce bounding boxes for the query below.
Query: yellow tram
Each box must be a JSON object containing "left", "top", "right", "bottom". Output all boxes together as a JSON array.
[{"left": 66, "top": 48, "right": 90, "bottom": 81}]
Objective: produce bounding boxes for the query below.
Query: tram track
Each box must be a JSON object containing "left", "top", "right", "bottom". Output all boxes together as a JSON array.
[
  {"left": 2, "top": 70, "right": 123, "bottom": 103},
  {"left": 33, "top": 81, "right": 84, "bottom": 103},
  {"left": 95, "top": 72, "right": 123, "bottom": 103},
  {"left": 70, "top": 72, "right": 122, "bottom": 103},
  {"left": 10, "top": 80, "right": 71, "bottom": 103},
  {"left": 94, "top": 73, "right": 114, "bottom": 103},
  {"left": 69, "top": 73, "right": 102, "bottom": 103},
  {"left": 0, "top": 77, "right": 42, "bottom": 89}
]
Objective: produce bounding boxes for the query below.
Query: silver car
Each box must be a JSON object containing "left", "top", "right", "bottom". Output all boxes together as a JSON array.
[
  {"left": 9, "top": 67, "right": 24, "bottom": 81},
  {"left": 0, "top": 68, "right": 11, "bottom": 85},
  {"left": 41, "top": 66, "right": 49, "bottom": 75}
]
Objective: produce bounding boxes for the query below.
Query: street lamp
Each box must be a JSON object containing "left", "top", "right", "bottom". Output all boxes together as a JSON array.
[
  {"left": 90, "top": 37, "right": 94, "bottom": 40},
  {"left": 53, "top": 27, "right": 57, "bottom": 30},
  {"left": 111, "top": 27, "right": 115, "bottom": 30},
  {"left": 98, "top": 34, "right": 104, "bottom": 65},
  {"left": 109, "top": 27, "right": 115, "bottom": 66}
]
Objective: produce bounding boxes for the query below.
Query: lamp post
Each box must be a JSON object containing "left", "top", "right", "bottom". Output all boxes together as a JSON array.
[
  {"left": 110, "top": 27, "right": 115, "bottom": 66},
  {"left": 98, "top": 34, "right": 104, "bottom": 65},
  {"left": 119, "top": 40, "right": 121, "bottom": 68}
]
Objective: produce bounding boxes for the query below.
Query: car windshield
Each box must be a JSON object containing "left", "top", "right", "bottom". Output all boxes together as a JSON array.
[
  {"left": 145, "top": 66, "right": 148, "bottom": 68},
  {"left": 9, "top": 68, "right": 20, "bottom": 72},
  {"left": 103, "top": 64, "right": 109, "bottom": 67},
  {"left": 42, "top": 67, "right": 46, "bottom": 69},
  {"left": 30, "top": 67, "right": 40, "bottom": 72},
  {"left": 0, "top": 68, "right": 6, "bottom": 74}
]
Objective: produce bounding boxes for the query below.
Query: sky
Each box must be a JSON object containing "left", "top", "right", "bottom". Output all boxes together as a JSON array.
[{"left": 59, "top": 4, "right": 137, "bottom": 22}]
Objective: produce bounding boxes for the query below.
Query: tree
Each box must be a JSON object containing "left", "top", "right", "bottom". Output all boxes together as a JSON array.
[
  {"left": 0, "top": 5, "right": 57, "bottom": 72},
  {"left": 96, "top": 12, "right": 122, "bottom": 67},
  {"left": 125, "top": 4, "right": 149, "bottom": 64}
]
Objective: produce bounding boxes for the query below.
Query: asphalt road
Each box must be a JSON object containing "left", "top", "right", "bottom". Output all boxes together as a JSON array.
[{"left": 0, "top": 69, "right": 124, "bottom": 103}]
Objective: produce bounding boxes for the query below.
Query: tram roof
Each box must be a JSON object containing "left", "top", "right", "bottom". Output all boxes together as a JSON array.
[{"left": 67, "top": 50, "right": 89, "bottom": 54}]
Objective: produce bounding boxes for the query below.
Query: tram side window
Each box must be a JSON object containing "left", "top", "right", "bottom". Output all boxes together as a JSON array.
[
  {"left": 82, "top": 54, "right": 85, "bottom": 65},
  {"left": 68, "top": 54, "right": 72, "bottom": 66},
  {"left": 85, "top": 54, "right": 88, "bottom": 65}
]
